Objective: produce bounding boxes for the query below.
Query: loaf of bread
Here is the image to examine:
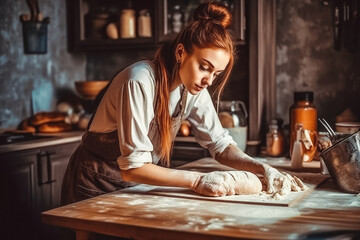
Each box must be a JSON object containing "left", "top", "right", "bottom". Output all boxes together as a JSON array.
[
  {"left": 18, "top": 111, "right": 72, "bottom": 133},
  {"left": 18, "top": 117, "right": 36, "bottom": 133},
  {"left": 29, "top": 111, "right": 67, "bottom": 126},
  {"left": 38, "top": 122, "right": 72, "bottom": 133}
]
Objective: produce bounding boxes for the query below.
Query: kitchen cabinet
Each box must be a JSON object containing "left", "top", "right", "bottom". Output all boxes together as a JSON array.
[
  {"left": 0, "top": 141, "right": 80, "bottom": 240},
  {"left": 67, "top": 0, "right": 246, "bottom": 51},
  {"left": 157, "top": 0, "right": 246, "bottom": 44}
]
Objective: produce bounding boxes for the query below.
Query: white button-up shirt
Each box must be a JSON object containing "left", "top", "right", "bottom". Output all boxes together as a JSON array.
[{"left": 89, "top": 60, "right": 235, "bottom": 170}]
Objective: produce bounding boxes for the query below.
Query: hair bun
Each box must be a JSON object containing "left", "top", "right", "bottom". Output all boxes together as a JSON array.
[{"left": 193, "top": 1, "right": 232, "bottom": 29}]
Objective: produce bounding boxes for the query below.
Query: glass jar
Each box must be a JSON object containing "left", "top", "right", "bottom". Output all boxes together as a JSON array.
[
  {"left": 218, "top": 101, "right": 248, "bottom": 151},
  {"left": 266, "top": 121, "right": 284, "bottom": 157},
  {"left": 120, "top": 9, "right": 136, "bottom": 38},
  {"left": 171, "top": 4, "right": 183, "bottom": 33},
  {"left": 289, "top": 91, "right": 318, "bottom": 162}
]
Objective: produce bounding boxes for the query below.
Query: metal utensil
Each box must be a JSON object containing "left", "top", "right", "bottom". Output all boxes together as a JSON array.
[
  {"left": 318, "top": 118, "right": 338, "bottom": 143},
  {"left": 26, "top": 0, "right": 35, "bottom": 21},
  {"left": 33, "top": 0, "right": 40, "bottom": 20},
  {"left": 26, "top": 0, "right": 37, "bottom": 21}
]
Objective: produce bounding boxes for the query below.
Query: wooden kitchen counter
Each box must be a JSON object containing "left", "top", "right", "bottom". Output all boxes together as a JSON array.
[
  {"left": 0, "top": 130, "right": 83, "bottom": 153},
  {"left": 42, "top": 158, "right": 360, "bottom": 240}
]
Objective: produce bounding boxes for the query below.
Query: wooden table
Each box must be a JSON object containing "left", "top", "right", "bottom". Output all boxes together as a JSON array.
[{"left": 42, "top": 158, "right": 360, "bottom": 240}]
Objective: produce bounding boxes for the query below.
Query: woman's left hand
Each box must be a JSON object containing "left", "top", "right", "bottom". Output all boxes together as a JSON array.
[{"left": 264, "top": 166, "right": 307, "bottom": 195}]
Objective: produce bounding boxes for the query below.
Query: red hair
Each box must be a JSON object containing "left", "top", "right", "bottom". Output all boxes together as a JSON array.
[{"left": 153, "top": 1, "right": 235, "bottom": 167}]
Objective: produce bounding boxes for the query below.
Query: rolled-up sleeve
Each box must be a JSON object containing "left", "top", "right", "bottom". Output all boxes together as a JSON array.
[
  {"left": 186, "top": 90, "right": 236, "bottom": 158},
  {"left": 116, "top": 79, "right": 155, "bottom": 170}
]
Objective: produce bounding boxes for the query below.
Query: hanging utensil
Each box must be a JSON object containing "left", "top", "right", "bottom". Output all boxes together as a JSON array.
[
  {"left": 33, "top": 0, "right": 41, "bottom": 21},
  {"left": 26, "top": 0, "right": 37, "bottom": 21},
  {"left": 332, "top": 0, "right": 343, "bottom": 50}
]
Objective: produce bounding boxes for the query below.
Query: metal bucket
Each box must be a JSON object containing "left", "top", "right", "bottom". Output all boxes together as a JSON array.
[{"left": 320, "top": 129, "right": 360, "bottom": 193}]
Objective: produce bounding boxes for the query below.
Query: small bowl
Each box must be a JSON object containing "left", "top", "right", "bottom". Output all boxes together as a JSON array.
[
  {"left": 335, "top": 122, "right": 360, "bottom": 134},
  {"left": 75, "top": 81, "right": 109, "bottom": 99}
]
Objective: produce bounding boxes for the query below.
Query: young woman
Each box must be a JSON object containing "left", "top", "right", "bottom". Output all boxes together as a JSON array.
[{"left": 61, "top": 1, "right": 305, "bottom": 205}]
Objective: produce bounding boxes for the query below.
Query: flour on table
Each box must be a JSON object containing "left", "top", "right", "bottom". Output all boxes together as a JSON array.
[
  {"left": 183, "top": 205, "right": 301, "bottom": 227},
  {"left": 259, "top": 191, "right": 283, "bottom": 200}
]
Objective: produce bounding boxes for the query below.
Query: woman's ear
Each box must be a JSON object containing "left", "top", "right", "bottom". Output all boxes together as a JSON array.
[{"left": 175, "top": 44, "right": 185, "bottom": 63}]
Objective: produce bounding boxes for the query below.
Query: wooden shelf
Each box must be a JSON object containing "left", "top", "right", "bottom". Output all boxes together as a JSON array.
[{"left": 67, "top": 0, "right": 246, "bottom": 51}]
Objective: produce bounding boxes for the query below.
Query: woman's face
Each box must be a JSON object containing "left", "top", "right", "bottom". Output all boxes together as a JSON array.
[{"left": 175, "top": 44, "right": 230, "bottom": 95}]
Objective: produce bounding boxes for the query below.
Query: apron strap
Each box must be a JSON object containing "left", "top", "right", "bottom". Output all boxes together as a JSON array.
[{"left": 86, "top": 81, "right": 112, "bottom": 131}]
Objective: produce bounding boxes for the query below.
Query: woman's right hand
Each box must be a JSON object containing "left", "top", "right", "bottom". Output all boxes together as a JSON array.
[
  {"left": 264, "top": 166, "right": 307, "bottom": 195},
  {"left": 192, "top": 171, "right": 236, "bottom": 197}
]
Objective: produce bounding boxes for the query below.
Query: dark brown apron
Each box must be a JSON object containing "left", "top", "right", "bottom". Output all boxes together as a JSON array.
[{"left": 61, "top": 85, "right": 188, "bottom": 205}]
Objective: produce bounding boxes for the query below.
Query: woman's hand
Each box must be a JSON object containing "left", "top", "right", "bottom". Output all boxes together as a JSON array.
[
  {"left": 264, "top": 166, "right": 307, "bottom": 195},
  {"left": 192, "top": 171, "right": 236, "bottom": 197}
]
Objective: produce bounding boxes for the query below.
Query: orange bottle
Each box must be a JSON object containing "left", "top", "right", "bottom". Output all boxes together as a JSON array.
[{"left": 289, "top": 91, "right": 317, "bottom": 162}]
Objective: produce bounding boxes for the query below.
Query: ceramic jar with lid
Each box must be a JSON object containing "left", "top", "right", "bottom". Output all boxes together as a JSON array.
[
  {"left": 138, "top": 9, "right": 152, "bottom": 37},
  {"left": 120, "top": 9, "right": 136, "bottom": 38}
]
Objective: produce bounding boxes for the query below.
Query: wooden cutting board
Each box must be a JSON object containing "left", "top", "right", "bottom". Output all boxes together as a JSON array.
[
  {"left": 148, "top": 172, "right": 328, "bottom": 207},
  {"left": 126, "top": 158, "right": 329, "bottom": 207}
]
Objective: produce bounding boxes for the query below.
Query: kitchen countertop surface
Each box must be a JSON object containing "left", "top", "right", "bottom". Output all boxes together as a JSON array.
[
  {"left": 0, "top": 131, "right": 84, "bottom": 153},
  {"left": 0, "top": 132, "right": 197, "bottom": 154},
  {"left": 42, "top": 157, "right": 360, "bottom": 240}
]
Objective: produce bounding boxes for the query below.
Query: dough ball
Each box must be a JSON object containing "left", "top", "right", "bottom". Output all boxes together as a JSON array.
[{"left": 227, "top": 171, "right": 263, "bottom": 194}]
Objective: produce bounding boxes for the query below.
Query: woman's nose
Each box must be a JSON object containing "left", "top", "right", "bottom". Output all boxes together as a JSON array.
[{"left": 202, "top": 74, "right": 215, "bottom": 87}]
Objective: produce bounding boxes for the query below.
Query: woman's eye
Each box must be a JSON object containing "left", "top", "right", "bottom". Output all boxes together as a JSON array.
[{"left": 199, "top": 65, "right": 208, "bottom": 71}]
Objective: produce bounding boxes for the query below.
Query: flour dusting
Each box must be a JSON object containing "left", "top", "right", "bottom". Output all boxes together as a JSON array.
[{"left": 210, "top": 205, "right": 301, "bottom": 225}]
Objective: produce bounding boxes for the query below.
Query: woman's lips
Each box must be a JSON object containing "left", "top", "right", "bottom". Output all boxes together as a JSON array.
[{"left": 195, "top": 84, "right": 204, "bottom": 91}]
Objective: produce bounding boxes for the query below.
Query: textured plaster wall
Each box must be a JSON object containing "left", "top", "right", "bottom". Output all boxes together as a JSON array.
[
  {"left": 2, "top": 0, "right": 358, "bottom": 131},
  {"left": 0, "top": 0, "right": 86, "bottom": 129},
  {"left": 276, "top": 0, "right": 360, "bottom": 127}
]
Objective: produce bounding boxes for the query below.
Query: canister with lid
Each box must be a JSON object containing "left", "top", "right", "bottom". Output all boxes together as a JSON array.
[
  {"left": 120, "top": 9, "right": 136, "bottom": 38},
  {"left": 138, "top": 9, "right": 152, "bottom": 37},
  {"left": 289, "top": 91, "right": 318, "bottom": 162}
]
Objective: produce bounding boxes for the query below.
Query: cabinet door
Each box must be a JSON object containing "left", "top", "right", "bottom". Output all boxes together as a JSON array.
[
  {"left": 0, "top": 150, "right": 40, "bottom": 240},
  {"left": 38, "top": 142, "right": 78, "bottom": 210},
  {"left": 37, "top": 142, "right": 79, "bottom": 240},
  {"left": 158, "top": 0, "right": 246, "bottom": 44},
  {"left": 0, "top": 141, "right": 80, "bottom": 240}
]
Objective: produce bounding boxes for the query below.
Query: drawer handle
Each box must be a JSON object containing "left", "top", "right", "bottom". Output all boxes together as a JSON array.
[{"left": 37, "top": 151, "right": 56, "bottom": 185}]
